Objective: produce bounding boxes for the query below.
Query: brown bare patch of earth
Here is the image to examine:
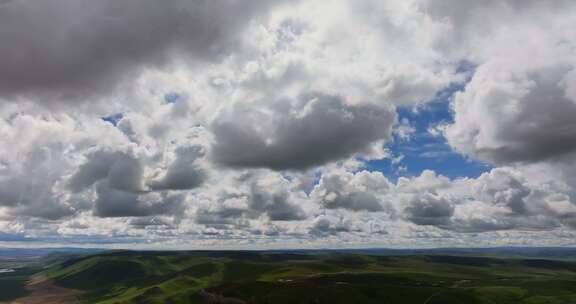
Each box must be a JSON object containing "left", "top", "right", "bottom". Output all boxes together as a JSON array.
[{"left": 10, "top": 274, "right": 81, "bottom": 304}]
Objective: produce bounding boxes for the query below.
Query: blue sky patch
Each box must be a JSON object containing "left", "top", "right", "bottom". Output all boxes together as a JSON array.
[
  {"left": 101, "top": 113, "right": 124, "bottom": 126},
  {"left": 164, "top": 92, "right": 182, "bottom": 104},
  {"left": 363, "top": 68, "right": 491, "bottom": 181}
]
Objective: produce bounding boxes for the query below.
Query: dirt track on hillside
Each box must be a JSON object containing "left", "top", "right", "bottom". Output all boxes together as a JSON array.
[{"left": 10, "top": 275, "right": 81, "bottom": 304}]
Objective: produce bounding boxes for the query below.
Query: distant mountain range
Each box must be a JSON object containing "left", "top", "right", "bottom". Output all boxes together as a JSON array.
[
  {"left": 0, "top": 247, "right": 104, "bottom": 258},
  {"left": 2, "top": 246, "right": 576, "bottom": 259},
  {"left": 280, "top": 247, "right": 576, "bottom": 259}
]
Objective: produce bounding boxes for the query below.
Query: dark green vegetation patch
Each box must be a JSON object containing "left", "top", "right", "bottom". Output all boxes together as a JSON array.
[{"left": 0, "top": 266, "right": 39, "bottom": 302}]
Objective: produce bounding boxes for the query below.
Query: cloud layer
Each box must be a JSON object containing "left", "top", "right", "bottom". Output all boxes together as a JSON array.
[{"left": 0, "top": 0, "right": 575, "bottom": 248}]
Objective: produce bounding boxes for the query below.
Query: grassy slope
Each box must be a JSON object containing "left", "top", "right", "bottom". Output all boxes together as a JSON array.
[
  {"left": 42, "top": 251, "right": 576, "bottom": 304},
  {"left": 0, "top": 252, "right": 103, "bottom": 303}
]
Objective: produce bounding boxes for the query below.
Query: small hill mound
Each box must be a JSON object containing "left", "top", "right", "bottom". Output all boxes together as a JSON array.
[{"left": 55, "top": 259, "right": 147, "bottom": 290}]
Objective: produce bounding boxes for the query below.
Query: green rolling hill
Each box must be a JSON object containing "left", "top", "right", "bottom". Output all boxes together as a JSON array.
[{"left": 21, "top": 250, "right": 576, "bottom": 303}]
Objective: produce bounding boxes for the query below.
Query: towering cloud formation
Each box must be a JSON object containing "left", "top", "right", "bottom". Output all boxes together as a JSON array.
[{"left": 446, "top": 64, "right": 576, "bottom": 164}]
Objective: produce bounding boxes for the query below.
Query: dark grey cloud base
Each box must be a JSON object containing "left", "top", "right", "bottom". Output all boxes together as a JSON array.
[
  {"left": 0, "top": 0, "right": 287, "bottom": 100},
  {"left": 212, "top": 93, "right": 395, "bottom": 170}
]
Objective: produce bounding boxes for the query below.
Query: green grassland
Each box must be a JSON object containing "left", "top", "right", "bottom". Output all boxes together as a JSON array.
[
  {"left": 28, "top": 251, "right": 576, "bottom": 304},
  {"left": 0, "top": 250, "right": 99, "bottom": 303}
]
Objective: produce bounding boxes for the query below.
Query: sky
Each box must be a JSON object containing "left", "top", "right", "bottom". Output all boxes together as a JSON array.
[{"left": 1, "top": 0, "right": 576, "bottom": 249}]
